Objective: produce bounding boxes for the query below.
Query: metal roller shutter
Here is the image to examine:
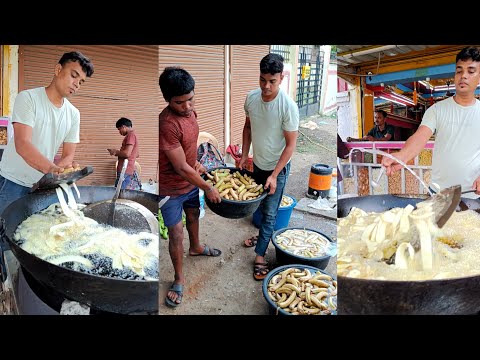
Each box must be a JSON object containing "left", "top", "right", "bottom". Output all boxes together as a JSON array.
[
  {"left": 229, "top": 45, "right": 270, "bottom": 146},
  {"left": 20, "top": 45, "right": 159, "bottom": 186},
  {"left": 158, "top": 45, "right": 225, "bottom": 151}
]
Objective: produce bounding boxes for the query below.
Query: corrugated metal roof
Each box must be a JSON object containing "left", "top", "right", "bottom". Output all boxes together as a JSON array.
[{"left": 337, "top": 45, "right": 441, "bottom": 70}]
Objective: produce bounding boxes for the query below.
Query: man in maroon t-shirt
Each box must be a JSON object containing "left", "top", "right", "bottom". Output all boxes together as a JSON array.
[
  {"left": 107, "top": 117, "right": 139, "bottom": 189},
  {"left": 158, "top": 67, "right": 222, "bottom": 308}
]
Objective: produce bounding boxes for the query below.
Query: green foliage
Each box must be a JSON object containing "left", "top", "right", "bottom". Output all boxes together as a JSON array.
[
  {"left": 158, "top": 213, "right": 168, "bottom": 239},
  {"left": 158, "top": 212, "right": 186, "bottom": 240}
]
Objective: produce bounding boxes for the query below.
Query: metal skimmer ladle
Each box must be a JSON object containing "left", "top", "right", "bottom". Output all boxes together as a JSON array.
[
  {"left": 82, "top": 160, "right": 159, "bottom": 234},
  {"left": 386, "top": 184, "right": 462, "bottom": 264},
  {"left": 108, "top": 160, "right": 129, "bottom": 226},
  {"left": 372, "top": 167, "right": 461, "bottom": 228},
  {"left": 421, "top": 185, "right": 462, "bottom": 228}
]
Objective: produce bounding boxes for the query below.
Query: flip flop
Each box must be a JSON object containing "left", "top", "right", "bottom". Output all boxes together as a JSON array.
[
  {"left": 244, "top": 236, "right": 258, "bottom": 248},
  {"left": 165, "top": 283, "right": 184, "bottom": 308},
  {"left": 189, "top": 244, "right": 222, "bottom": 257},
  {"left": 253, "top": 261, "right": 269, "bottom": 281}
]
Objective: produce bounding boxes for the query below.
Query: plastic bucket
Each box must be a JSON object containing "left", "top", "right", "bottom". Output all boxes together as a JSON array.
[
  {"left": 199, "top": 189, "right": 205, "bottom": 219},
  {"left": 262, "top": 264, "right": 337, "bottom": 315},
  {"left": 252, "top": 195, "right": 297, "bottom": 230},
  {"left": 271, "top": 227, "right": 334, "bottom": 270},
  {"left": 307, "top": 164, "right": 332, "bottom": 199}
]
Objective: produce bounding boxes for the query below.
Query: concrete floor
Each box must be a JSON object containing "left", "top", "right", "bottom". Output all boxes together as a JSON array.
[{"left": 159, "top": 113, "right": 338, "bottom": 315}]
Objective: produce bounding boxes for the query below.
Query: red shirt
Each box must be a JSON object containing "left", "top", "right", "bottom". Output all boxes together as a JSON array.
[
  {"left": 117, "top": 130, "right": 139, "bottom": 175},
  {"left": 158, "top": 107, "right": 198, "bottom": 196}
]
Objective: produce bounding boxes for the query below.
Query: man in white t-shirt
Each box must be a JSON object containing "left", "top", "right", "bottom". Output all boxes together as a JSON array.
[
  {"left": 0, "top": 51, "right": 94, "bottom": 216},
  {"left": 239, "top": 53, "right": 299, "bottom": 280},
  {"left": 383, "top": 46, "right": 480, "bottom": 199}
]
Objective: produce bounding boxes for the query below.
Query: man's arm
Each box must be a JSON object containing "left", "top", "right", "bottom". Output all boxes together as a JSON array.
[
  {"left": 164, "top": 146, "right": 221, "bottom": 203},
  {"left": 107, "top": 144, "right": 133, "bottom": 158},
  {"left": 365, "top": 133, "right": 393, "bottom": 142},
  {"left": 264, "top": 130, "right": 298, "bottom": 195},
  {"left": 238, "top": 116, "right": 252, "bottom": 169},
  {"left": 194, "top": 160, "right": 206, "bottom": 175},
  {"left": 55, "top": 142, "right": 77, "bottom": 169},
  {"left": 472, "top": 176, "right": 480, "bottom": 195},
  {"left": 13, "top": 123, "right": 63, "bottom": 174},
  {"left": 346, "top": 136, "right": 365, "bottom": 142},
  {"left": 117, "top": 144, "right": 133, "bottom": 158},
  {"left": 382, "top": 125, "right": 432, "bottom": 175}
]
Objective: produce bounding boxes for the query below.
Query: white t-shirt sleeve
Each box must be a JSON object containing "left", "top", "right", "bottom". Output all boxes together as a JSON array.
[
  {"left": 244, "top": 92, "right": 251, "bottom": 118},
  {"left": 420, "top": 104, "right": 437, "bottom": 133},
  {"left": 282, "top": 98, "right": 300, "bottom": 132},
  {"left": 64, "top": 110, "right": 80, "bottom": 143},
  {"left": 12, "top": 91, "right": 36, "bottom": 127}
]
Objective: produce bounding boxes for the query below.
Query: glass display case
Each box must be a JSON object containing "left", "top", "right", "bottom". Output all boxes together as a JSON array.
[
  {"left": 340, "top": 141, "right": 434, "bottom": 196},
  {"left": 0, "top": 117, "right": 10, "bottom": 161}
]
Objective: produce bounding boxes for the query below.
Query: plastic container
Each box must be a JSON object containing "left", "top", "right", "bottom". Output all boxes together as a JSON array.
[
  {"left": 271, "top": 227, "right": 336, "bottom": 270},
  {"left": 0, "top": 127, "right": 7, "bottom": 145},
  {"left": 262, "top": 264, "right": 337, "bottom": 315},
  {"left": 0, "top": 117, "right": 12, "bottom": 147},
  {"left": 202, "top": 166, "right": 267, "bottom": 219},
  {"left": 252, "top": 194, "right": 297, "bottom": 230},
  {"left": 199, "top": 189, "right": 205, "bottom": 218},
  {"left": 307, "top": 164, "right": 333, "bottom": 199}
]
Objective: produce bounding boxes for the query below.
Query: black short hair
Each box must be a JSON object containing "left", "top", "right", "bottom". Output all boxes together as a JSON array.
[
  {"left": 159, "top": 66, "right": 195, "bottom": 102},
  {"left": 59, "top": 51, "right": 94, "bottom": 77},
  {"left": 456, "top": 46, "right": 480, "bottom": 63},
  {"left": 375, "top": 110, "right": 388, "bottom": 118},
  {"left": 116, "top": 117, "right": 132, "bottom": 128},
  {"left": 260, "top": 53, "right": 284, "bottom": 75}
]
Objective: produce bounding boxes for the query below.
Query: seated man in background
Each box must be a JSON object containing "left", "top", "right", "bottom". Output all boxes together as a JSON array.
[{"left": 347, "top": 110, "right": 395, "bottom": 142}]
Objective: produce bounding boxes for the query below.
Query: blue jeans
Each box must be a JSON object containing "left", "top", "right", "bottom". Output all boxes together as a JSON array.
[
  {"left": 114, "top": 172, "right": 133, "bottom": 190},
  {"left": 254, "top": 162, "right": 291, "bottom": 257},
  {"left": 0, "top": 175, "right": 31, "bottom": 217}
]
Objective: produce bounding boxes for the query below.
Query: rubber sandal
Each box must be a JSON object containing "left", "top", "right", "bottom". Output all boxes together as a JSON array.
[
  {"left": 165, "top": 283, "right": 184, "bottom": 308},
  {"left": 189, "top": 244, "right": 222, "bottom": 257},
  {"left": 244, "top": 236, "right": 258, "bottom": 248},
  {"left": 253, "top": 262, "right": 269, "bottom": 281}
]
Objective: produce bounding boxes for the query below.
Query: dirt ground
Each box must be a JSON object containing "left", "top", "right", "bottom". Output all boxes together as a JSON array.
[{"left": 159, "top": 112, "right": 337, "bottom": 315}]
